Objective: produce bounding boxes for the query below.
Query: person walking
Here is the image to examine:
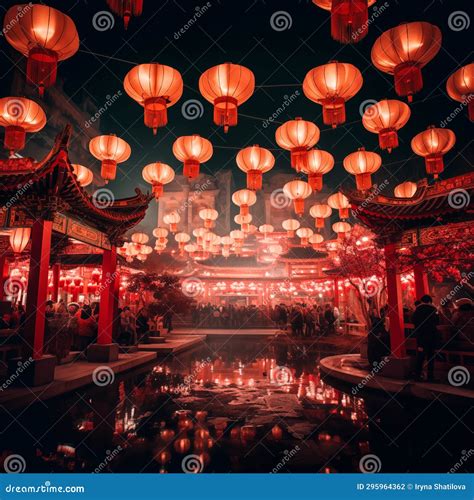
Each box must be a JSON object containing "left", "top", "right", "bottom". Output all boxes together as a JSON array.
[{"left": 412, "top": 295, "right": 440, "bottom": 382}]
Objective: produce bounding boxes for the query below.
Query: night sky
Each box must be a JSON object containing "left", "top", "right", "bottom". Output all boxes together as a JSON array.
[{"left": 0, "top": 0, "right": 472, "bottom": 233}]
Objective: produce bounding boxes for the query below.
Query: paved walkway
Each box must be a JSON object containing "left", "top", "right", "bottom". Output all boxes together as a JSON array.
[
  {"left": 138, "top": 334, "right": 206, "bottom": 354},
  {"left": 170, "top": 327, "right": 282, "bottom": 336},
  {"left": 320, "top": 354, "right": 474, "bottom": 401}
]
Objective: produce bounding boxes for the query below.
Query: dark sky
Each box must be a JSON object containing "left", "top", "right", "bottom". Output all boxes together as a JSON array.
[{"left": 0, "top": 0, "right": 472, "bottom": 232}]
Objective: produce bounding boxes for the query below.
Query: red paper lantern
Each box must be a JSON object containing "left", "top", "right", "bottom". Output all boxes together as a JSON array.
[
  {"left": 89, "top": 135, "right": 131, "bottom": 182},
  {"left": 236, "top": 145, "right": 275, "bottom": 190},
  {"left": 172, "top": 135, "right": 213, "bottom": 179},
  {"left": 107, "top": 0, "right": 143, "bottom": 29},
  {"left": 301, "top": 150, "right": 334, "bottom": 191},
  {"left": 446, "top": 63, "right": 474, "bottom": 122},
  {"left": 343, "top": 147, "right": 382, "bottom": 190}
]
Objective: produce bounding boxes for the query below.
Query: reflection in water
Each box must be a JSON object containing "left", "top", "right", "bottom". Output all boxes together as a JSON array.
[{"left": 0, "top": 339, "right": 471, "bottom": 473}]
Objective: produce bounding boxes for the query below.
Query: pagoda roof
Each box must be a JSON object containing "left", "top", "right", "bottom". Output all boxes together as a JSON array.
[
  {"left": 0, "top": 126, "right": 153, "bottom": 244},
  {"left": 197, "top": 255, "right": 272, "bottom": 269},
  {"left": 344, "top": 173, "right": 474, "bottom": 237},
  {"left": 279, "top": 246, "right": 328, "bottom": 261}
]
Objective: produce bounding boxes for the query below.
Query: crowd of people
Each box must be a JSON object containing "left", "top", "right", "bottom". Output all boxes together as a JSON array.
[{"left": 191, "top": 304, "right": 272, "bottom": 328}]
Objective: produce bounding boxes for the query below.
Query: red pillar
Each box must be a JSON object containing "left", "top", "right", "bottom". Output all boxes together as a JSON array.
[
  {"left": 384, "top": 243, "right": 406, "bottom": 358},
  {"left": 98, "top": 246, "right": 118, "bottom": 345},
  {"left": 333, "top": 278, "right": 339, "bottom": 308},
  {"left": 24, "top": 219, "right": 53, "bottom": 359},
  {"left": 0, "top": 253, "right": 9, "bottom": 300},
  {"left": 52, "top": 263, "right": 60, "bottom": 302},
  {"left": 413, "top": 262, "right": 429, "bottom": 300}
]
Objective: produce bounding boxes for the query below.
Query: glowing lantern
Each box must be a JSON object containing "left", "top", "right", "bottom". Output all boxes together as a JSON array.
[
  {"left": 394, "top": 181, "right": 417, "bottom": 199},
  {"left": 235, "top": 214, "right": 252, "bottom": 233},
  {"left": 153, "top": 227, "right": 169, "bottom": 244},
  {"left": 199, "top": 208, "right": 219, "bottom": 229},
  {"left": 309, "top": 233, "right": 324, "bottom": 250},
  {"left": 140, "top": 245, "right": 153, "bottom": 255},
  {"left": 303, "top": 62, "right": 363, "bottom": 127},
  {"left": 283, "top": 180, "right": 312, "bottom": 216},
  {"left": 124, "top": 63, "right": 183, "bottom": 134},
  {"left": 131, "top": 232, "right": 149, "bottom": 245},
  {"left": 193, "top": 227, "right": 207, "bottom": 246},
  {"left": 259, "top": 224, "right": 274, "bottom": 240},
  {"left": 175, "top": 232, "right": 191, "bottom": 251},
  {"left": 136, "top": 254, "right": 147, "bottom": 262},
  {"left": 9, "top": 228, "right": 30, "bottom": 253},
  {"left": 72, "top": 164, "right": 93, "bottom": 188},
  {"left": 221, "top": 236, "right": 234, "bottom": 252},
  {"left": 282, "top": 219, "right": 300, "bottom": 238},
  {"left": 296, "top": 227, "right": 314, "bottom": 246},
  {"left": 232, "top": 189, "right": 257, "bottom": 216},
  {"left": 230, "top": 230, "right": 245, "bottom": 247},
  {"left": 446, "top": 63, "right": 474, "bottom": 122},
  {"left": 0, "top": 97, "right": 46, "bottom": 153},
  {"left": 89, "top": 135, "right": 131, "bottom": 183},
  {"left": 163, "top": 211, "right": 180, "bottom": 233},
  {"left": 343, "top": 147, "right": 382, "bottom": 191},
  {"left": 301, "top": 150, "right": 334, "bottom": 191},
  {"left": 411, "top": 126, "right": 456, "bottom": 178},
  {"left": 4, "top": 4, "right": 79, "bottom": 97},
  {"left": 199, "top": 63, "right": 255, "bottom": 133},
  {"left": 184, "top": 243, "right": 197, "bottom": 256},
  {"left": 142, "top": 162, "right": 175, "bottom": 200},
  {"left": 268, "top": 244, "right": 283, "bottom": 256},
  {"left": 172, "top": 135, "right": 213, "bottom": 179},
  {"left": 328, "top": 192, "right": 350, "bottom": 219},
  {"left": 236, "top": 145, "right": 275, "bottom": 190},
  {"left": 310, "top": 204, "right": 332, "bottom": 229},
  {"left": 106, "top": 0, "right": 143, "bottom": 29},
  {"left": 362, "top": 99, "right": 411, "bottom": 152},
  {"left": 275, "top": 117, "right": 320, "bottom": 171},
  {"left": 371, "top": 22, "right": 442, "bottom": 102},
  {"left": 312, "top": 0, "right": 377, "bottom": 43},
  {"left": 332, "top": 221, "right": 352, "bottom": 239}
]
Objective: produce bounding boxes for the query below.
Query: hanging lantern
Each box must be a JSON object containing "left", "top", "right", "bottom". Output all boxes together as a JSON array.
[
  {"left": 232, "top": 189, "right": 257, "bottom": 216},
  {"left": 3, "top": 4, "right": 79, "bottom": 96},
  {"left": 184, "top": 243, "right": 197, "bottom": 257},
  {"left": 175, "top": 232, "right": 191, "bottom": 251},
  {"left": 411, "top": 126, "right": 456, "bottom": 178},
  {"left": 230, "top": 230, "right": 245, "bottom": 248},
  {"left": 312, "top": 0, "right": 377, "bottom": 43},
  {"left": 275, "top": 118, "right": 320, "bottom": 171},
  {"left": 282, "top": 219, "right": 300, "bottom": 238},
  {"left": 199, "top": 208, "right": 219, "bottom": 229},
  {"left": 296, "top": 227, "right": 314, "bottom": 246},
  {"left": 282, "top": 180, "right": 312, "bottom": 216},
  {"left": 309, "top": 204, "right": 332, "bottom": 229},
  {"left": 163, "top": 211, "right": 180, "bottom": 233},
  {"left": 301, "top": 150, "right": 334, "bottom": 191},
  {"left": 332, "top": 221, "right": 352, "bottom": 239},
  {"left": 172, "top": 135, "right": 213, "bottom": 179},
  {"left": 446, "top": 63, "right": 474, "bottom": 122},
  {"left": 89, "top": 135, "right": 131, "bottom": 183},
  {"left": 131, "top": 232, "right": 149, "bottom": 245},
  {"left": 221, "top": 236, "right": 234, "bottom": 253},
  {"left": 142, "top": 162, "right": 175, "bottom": 200},
  {"left": 309, "top": 233, "right": 324, "bottom": 250},
  {"left": 303, "top": 62, "right": 363, "bottom": 127},
  {"left": 259, "top": 224, "right": 274, "bottom": 240},
  {"left": 193, "top": 227, "right": 207, "bottom": 247},
  {"left": 199, "top": 63, "right": 255, "bottom": 133},
  {"left": 343, "top": 147, "right": 382, "bottom": 191},
  {"left": 235, "top": 214, "right": 252, "bottom": 233},
  {"left": 0, "top": 97, "right": 46, "bottom": 153},
  {"left": 72, "top": 164, "right": 94, "bottom": 188},
  {"left": 362, "top": 99, "right": 411, "bottom": 152},
  {"left": 328, "top": 192, "right": 350, "bottom": 219},
  {"left": 236, "top": 145, "right": 275, "bottom": 190},
  {"left": 106, "top": 0, "right": 143, "bottom": 29},
  {"left": 9, "top": 228, "right": 31, "bottom": 254},
  {"left": 394, "top": 181, "right": 417, "bottom": 198},
  {"left": 371, "top": 22, "right": 442, "bottom": 102},
  {"left": 153, "top": 227, "right": 169, "bottom": 244},
  {"left": 124, "top": 63, "right": 183, "bottom": 134}
]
